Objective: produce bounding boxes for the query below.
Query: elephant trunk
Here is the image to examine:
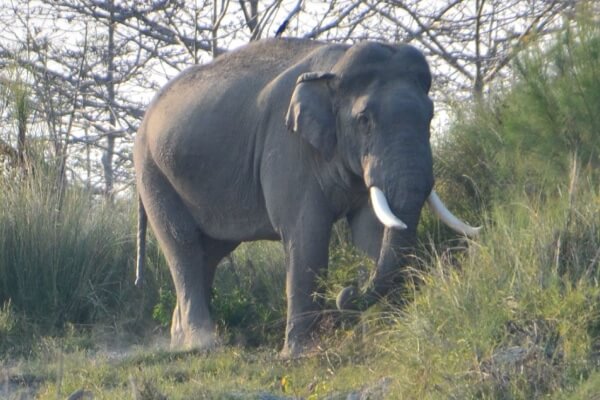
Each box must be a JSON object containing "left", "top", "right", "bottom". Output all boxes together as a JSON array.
[
  {"left": 337, "top": 161, "right": 431, "bottom": 310},
  {"left": 337, "top": 185, "right": 482, "bottom": 311},
  {"left": 369, "top": 192, "right": 423, "bottom": 298},
  {"left": 337, "top": 195, "right": 423, "bottom": 310},
  {"left": 368, "top": 170, "right": 430, "bottom": 296},
  {"left": 338, "top": 138, "right": 480, "bottom": 310}
]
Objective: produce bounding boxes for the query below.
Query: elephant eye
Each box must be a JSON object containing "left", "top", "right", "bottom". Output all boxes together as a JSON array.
[{"left": 356, "top": 113, "right": 370, "bottom": 132}]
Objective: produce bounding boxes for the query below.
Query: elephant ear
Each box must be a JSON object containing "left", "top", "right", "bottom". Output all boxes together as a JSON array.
[{"left": 285, "top": 72, "right": 337, "bottom": 161}]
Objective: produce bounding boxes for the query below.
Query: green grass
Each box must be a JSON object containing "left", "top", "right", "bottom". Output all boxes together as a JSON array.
[
  {"left": 13, "top": 344, "right": 389, "bottom": 399},
  {"left": 4, "top": 175, "right": 595, "bottom": 399},
  {"left": 379, "top": 176, "right": 599, "bottom": 399}
]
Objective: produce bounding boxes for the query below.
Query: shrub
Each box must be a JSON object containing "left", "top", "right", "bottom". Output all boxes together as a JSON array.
[
  {"left": 379, "top": 12, "right": 600, "bottom": 397},
  {"left": 211, "top": 241, "right": 286, "bottom": 347}
]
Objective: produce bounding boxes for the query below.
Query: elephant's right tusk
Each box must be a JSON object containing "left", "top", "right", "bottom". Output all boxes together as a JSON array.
[
  {"left": 427, "top": 190, "right": 481, "bottom": 237},
  {"left": 369, "top": 186, "right": 408, "bottom": 230}
]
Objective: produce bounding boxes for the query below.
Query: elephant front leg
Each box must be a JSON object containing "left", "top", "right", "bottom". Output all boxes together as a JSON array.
[{"left": 280, "top": 223, "right": 332, "bottom": 359}]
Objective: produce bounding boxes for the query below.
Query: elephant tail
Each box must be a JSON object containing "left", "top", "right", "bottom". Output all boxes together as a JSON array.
[{"left": 135, "top": 195, "right": 147, "bottom": 287}]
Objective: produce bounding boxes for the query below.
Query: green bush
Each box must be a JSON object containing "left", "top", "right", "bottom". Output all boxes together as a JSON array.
[
  {"left": 383, "top": 12, "right": 600, "bottom": 398},
  {"left": 211, "top": 241, "right": 286, "bottom": 346},
  {"left": 320, "top": 223, "right": 375, "bottom": 304}
]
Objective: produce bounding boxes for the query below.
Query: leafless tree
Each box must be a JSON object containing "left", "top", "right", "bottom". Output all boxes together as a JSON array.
[
  {"left": 367, "top": 0, "right": 575, "bottom": 98},
  {"left": 0, "top": 0, "right": 580, "bottom": 195}
]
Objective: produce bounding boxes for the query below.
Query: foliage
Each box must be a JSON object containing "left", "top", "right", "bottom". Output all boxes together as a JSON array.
[
  {"left": 320, "top": 223, "right": 375, "bottom": 305},
  {"left": 0, "top": 300, "right": 24, "bottom": 355},
  {"left": 408, "top": 13, "right": 600, "bottom": 397},
  {"left": 152, "top": 287, "right": 176, "bottom": 329}
]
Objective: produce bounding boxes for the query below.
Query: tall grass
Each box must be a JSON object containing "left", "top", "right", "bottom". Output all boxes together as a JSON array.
[
  {"left": 371, "top": 11, "right": 600, "bottom": 398},
  {"left": 0, "top": 166, "right": 162, "bottom": 354},
  {"left": 376, "top": 172, "right": 599, "bottom": 398}
]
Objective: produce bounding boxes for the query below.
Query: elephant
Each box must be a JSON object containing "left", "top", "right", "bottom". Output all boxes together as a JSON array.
[{"left": 133, "top": 38, "right": 479, "bottom": 358}]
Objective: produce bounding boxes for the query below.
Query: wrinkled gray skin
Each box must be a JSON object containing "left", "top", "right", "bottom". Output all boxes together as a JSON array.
[{"left": 134, "top": 38, "right": 435, "bottom": 358}]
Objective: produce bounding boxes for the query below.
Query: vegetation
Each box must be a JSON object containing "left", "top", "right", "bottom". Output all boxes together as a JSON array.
[
  {"left": 1, "top": 11, "right": 599, "bottom": 400},
  {"left": 435, "top": 12, "right": 600, "bottom": 212}
]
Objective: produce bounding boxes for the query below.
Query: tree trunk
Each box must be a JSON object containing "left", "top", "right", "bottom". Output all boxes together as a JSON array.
[{"left": 103, "top": 0, "right": 116, "bottom": 200}]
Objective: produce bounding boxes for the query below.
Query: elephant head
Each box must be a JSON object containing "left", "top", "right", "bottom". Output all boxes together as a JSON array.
[{"left": 285, "top": 42, "right": 479, "bottom": 308}]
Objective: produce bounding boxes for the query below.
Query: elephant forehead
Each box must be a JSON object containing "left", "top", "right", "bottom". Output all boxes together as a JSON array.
[
  {"left": 333, "top": 42, "right": 395, "bottom": 73},
  {"left": 347, "top": 81, "right": 431, "bottom": 118},
  {"left": 334, "top": 46, "right": 431, "bottom": 94}
]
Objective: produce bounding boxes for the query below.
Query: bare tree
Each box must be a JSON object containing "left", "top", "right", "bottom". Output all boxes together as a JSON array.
[
  {"left": 102, "top": 0, "right": 117, "bottom": 199},
  {"left": 367, "top": 0, "right": 575, "bottom": 98},
  {"left": 0, "top": 0, "right": 581, "bottom": 195}
]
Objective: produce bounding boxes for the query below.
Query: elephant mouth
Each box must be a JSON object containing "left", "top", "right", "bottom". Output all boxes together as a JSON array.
[{"left": 369, "top": 186, "right": 481, "bottom": 237}]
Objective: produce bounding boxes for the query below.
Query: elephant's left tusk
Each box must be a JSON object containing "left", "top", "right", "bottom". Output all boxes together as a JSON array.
[
  {"left": 427, "top": 190, "right": 481, "bottom": 237},
  {"left": 370, "top": 186, "right": 408, "bottom": 230}
]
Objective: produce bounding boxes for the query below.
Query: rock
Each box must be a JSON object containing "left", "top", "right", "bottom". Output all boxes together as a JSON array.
[
  {"left": 130, "top": 375, "right": 167, "bottom": 400},
  {"left": 324, "top": 377, "right": 392, "bottom": 400},
  {"left": 66, "top": 389, "right": 94, "bottom": 400}
]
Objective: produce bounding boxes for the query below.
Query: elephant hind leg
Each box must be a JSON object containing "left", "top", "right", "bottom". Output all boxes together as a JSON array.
[
  {"left": 171, "top": 237, "right": 239, "bottom": 349},
  {"left": 138, "top": 165, "right": 237, "bottom": 350},
  {"left": 170, "top": 236, "right": 239, "bottom": 348}
]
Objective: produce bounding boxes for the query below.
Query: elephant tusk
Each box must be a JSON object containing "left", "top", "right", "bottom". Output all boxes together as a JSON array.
[
  {"left": 369, "top": 186, "right": 408, "bottom": 230},
  {"left": 427, "top": 190, "right": 481, "bottom": 237}
]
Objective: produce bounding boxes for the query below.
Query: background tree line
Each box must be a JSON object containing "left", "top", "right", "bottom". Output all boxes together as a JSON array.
[{"left": 0, "top": 0, "right": 578, "bottom": 198}]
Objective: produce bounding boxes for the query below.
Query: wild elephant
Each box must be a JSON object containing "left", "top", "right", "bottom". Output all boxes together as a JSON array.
[{"left": 133, "top": 38, "right": 479, "bottom": 358}]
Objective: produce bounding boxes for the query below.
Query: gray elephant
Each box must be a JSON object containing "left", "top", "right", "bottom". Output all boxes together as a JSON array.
[{"left": 134, "top": 38, "right": 479, "bottom": 358}]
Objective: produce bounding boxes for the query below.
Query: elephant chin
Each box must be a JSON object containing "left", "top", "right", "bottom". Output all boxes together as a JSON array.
[{"left": 369, "top": 186, "right": 407, "bottom": 230}]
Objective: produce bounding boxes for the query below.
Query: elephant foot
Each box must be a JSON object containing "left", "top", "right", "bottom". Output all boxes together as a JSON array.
[
  {"left": 170, "top": 325, "right": 219, "bottom": 352},
  {"left": 336, "top": 286, "right": 360, "bottom": 310},
  {"left": 170, "top": 302, "right": 219, "bottom": 351},
  {"left": 335, "top": 286, "right": 380, "bottom": 311},
  {"left": 279, "top": 339, "right": 320, "bottom": 360}
]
